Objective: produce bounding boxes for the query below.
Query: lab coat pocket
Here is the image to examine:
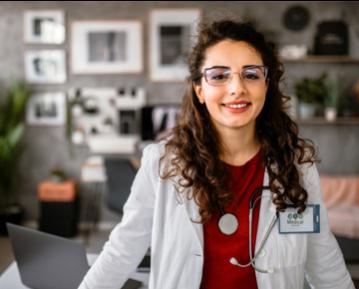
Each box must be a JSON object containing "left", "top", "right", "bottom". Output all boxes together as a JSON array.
[{"left": 275, "top": 233, "right": 307, "bottom": 268}]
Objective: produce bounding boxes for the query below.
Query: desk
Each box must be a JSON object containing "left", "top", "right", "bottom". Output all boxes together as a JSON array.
[{"left": 0, "top": 254, "right": 149, "bottom": 289}]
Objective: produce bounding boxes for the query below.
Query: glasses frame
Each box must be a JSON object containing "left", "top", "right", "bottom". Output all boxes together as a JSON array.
[{"left": 202, "top": 65, "right": 269, "bottom": 87}]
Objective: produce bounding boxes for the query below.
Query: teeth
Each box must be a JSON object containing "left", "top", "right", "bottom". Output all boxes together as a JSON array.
[{"left": 226, "top": 103, "right": 248, "bottom": 109}]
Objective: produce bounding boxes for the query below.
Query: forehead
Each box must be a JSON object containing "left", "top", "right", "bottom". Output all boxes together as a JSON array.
[{"left": 203, "top": 39, "right": 264, "bottom": 68}]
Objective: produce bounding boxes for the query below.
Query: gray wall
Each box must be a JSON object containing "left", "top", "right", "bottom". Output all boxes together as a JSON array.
[{"left": 0, "top": 1, "right": 358, "bottom": 222}]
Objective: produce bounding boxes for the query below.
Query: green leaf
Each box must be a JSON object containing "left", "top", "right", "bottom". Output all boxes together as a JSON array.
[{"left": 0, "top": 80, "right": 31, "bottom": 207}]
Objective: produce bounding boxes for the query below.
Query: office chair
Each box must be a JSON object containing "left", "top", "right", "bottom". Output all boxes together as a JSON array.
[
  {"left": 104, "top": 159, "right": 136, "bottom": 215},
  {"left": 103, "top": 158, "right": 151, "bottom": 271}
]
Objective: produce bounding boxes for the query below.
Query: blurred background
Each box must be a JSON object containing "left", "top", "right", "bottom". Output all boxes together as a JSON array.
[{"left": 0, "top": 1, "right": 359, "bottom": 283}]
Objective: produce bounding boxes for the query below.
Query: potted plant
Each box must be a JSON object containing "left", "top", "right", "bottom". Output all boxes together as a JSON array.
[
  {"left": 294, "top": 73, "right": 328, "bottom": 119},
  {"left": 50, "top": 167, "right": 68, "bottom": 183},
  {"left": 0, "top": 81, "right": 32, "bottom": 235}
]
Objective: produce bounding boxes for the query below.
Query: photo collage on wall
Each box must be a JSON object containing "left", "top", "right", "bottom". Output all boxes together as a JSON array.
[
  {"left": 24, "top": 10, "right": 67, "bottom": 126},
  {"left": 23, "top": 8, "right": 200, "bottom": 148}
]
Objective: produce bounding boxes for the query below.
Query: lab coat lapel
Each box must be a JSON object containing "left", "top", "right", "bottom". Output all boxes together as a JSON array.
[
  {"left": 169, "top": 172, "right": 204, "bottom": 251},
  {"left": 183, "top": 190, "right": 204, "bottom": 251}
]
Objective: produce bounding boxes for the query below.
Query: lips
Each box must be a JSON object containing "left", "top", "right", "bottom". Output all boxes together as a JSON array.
[
  {"left": 224, "top": 103, "right": 249, "bottom": 109},
  {"left": 222, "top": 101, "right": 251, "bottom": 110}
]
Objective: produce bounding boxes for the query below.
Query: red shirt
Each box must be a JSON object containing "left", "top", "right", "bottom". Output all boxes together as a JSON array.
[{"left": 200, "top": 150, "right": 265, "bottom": 289}]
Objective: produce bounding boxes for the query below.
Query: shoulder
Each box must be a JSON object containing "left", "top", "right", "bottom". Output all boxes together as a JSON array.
[
  {"left": 142, "top": 141, "right": 166, "bottom": 158},
  {"left": 296, "top": 162, "right": 322, "bottom": 203},
  {"left": 140, "top": 141, "right": 167, "bottom": 173},
  {"left": 142, "top": 141, "right": 166, "bottom": 159},
  {"left": 297, "top": 161, "right": 319, "bottom": 182}
]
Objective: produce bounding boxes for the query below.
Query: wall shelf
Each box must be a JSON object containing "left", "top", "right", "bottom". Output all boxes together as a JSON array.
[
  {"left": 282, "top": 56, "right": 359, "bottom": 63},
  {"left": 298, "top": 117, "right": 359, "bottom": 125}
]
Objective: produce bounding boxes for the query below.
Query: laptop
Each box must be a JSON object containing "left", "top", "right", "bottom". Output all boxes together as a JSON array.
[{"left": 6, "top": 223, "right": 143, "bottom": 289}]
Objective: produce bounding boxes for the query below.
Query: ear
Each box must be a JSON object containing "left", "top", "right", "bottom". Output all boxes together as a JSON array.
[{"left": 193, "top": 83, "right": 205, "bottom": 104}]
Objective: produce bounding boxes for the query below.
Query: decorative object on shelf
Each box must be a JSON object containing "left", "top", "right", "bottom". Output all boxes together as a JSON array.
[
  {"left": 324, "top": 75, "right": 339, "bottom": 122},
  {"left": 25, "top": 50, "right": 66, "bottom": 84},
  {"left": 149, "top": 9, "right": 201, "bottom": 81},
  {"left": 294, "top": 73, "right": 328, "bottom": 119},
  {"left": 282, "top": 5, "right": 310, "bottom": 32},
  {"left": 324, "top": 107, "right": 337, "bottom": 122},
  {"left": 279, "top": 44, "right": 308, "bottom": 60},
  {"left": 26, "top": 92, "right": 66, "bottom": 126},
  {"left": 314, "top": 20, "right": 349, "bottom": 55},
  {"left": 82, "top": 97, "right": 100, "bottom": 115},
  {"left": 0, "top": 81, "right": 32, "bottom": 235},
  {"left": 24, "top": 10, "right": 65, "bottom": 44},
  {"left": 71, "top": 21, "right": 142, "bottom": 74}
]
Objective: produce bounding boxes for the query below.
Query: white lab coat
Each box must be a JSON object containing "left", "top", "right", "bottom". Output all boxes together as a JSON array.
[{"left": 79, "top": 143, "right": 354, "bottom": 289}]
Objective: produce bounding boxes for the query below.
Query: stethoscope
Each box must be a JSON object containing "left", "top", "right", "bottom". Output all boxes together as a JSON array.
[{"left": 218, "top": 186, "right": 278, "bottom": 274}]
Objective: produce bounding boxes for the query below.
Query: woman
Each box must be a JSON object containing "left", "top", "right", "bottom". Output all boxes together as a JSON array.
[{"left": 79, "top": 20, "right": 354, "bottom": 289}]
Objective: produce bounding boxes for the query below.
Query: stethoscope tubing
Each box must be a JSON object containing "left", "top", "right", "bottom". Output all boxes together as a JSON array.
[{"left": 230, "top": 186, "right": 278, "bottom": 273}]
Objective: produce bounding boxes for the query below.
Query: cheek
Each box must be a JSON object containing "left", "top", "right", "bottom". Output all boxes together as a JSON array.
[
  {"left": 253, "top": 87, "right": 267, "bottom": 106},
  {"left": 248, "top": 87, "right": 267, "bottom": 117},
  {"left": 203, "top": 86, "right": 224, "bottom": 104}
]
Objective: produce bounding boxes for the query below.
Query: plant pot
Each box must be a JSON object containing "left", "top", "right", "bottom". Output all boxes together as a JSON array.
[
  {"left": 299, "top": 102, "right": 317, "bottom": 119},
  {"left": 325, "top": 107, "right": 337, "bottom": 122},
  {"left": 0, "top": 204, "right": 24, "bottom": 235}
]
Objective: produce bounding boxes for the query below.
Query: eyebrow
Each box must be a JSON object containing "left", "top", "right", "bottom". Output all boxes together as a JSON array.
[
  {"left": 204, "top": 65, "right": 229, "bottom": 70},
  {"left": 204, "top": 64, "right": 265, "bottom": 70}
]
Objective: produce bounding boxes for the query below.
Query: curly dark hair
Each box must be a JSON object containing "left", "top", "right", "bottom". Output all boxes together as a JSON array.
[{"left": 160, "top": 19, "right": 317, "bottom": 223}]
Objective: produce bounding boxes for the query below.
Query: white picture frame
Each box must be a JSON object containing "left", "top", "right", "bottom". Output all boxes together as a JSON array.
[
  {"left": 24, "top": 10, "right": 65, "bottom": 44},
  {"left": 24, "top": 50, "right": 66, "bottom": 84},
  {"left": 71, "top": 21, "right": 142, "bottom": 74},
  {"left": 26, "top": 92, "right": 66, "bottom": 126},
  {"left": 149, "top": 9, "right": 201, "bottom": 82}
]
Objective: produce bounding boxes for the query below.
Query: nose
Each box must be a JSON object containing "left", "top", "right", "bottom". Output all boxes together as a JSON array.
[{"left": 227, "top": 73, "right": 247, "bottom": 96}]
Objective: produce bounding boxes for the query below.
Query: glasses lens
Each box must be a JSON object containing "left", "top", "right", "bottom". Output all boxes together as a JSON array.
[
  {"left": 242, "top": 66, "right": 267, "bottom": 82},
  {"left": 203, "top": 66, "right": 268, "bottom": 86},
  {"left": 205, "top": 67, "right": 231, "bottom": 85}
]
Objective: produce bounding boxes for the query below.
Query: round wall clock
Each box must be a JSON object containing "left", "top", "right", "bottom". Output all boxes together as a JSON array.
[{"left": 283, "top": 5, "right": 310, "bottom": 31}]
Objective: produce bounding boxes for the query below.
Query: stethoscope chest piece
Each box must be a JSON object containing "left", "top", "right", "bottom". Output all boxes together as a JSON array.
[{"left": 218, "top": 213, "right": 239, "bottom": 235}]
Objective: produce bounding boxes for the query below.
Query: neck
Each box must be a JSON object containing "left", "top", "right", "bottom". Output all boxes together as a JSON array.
[{"left": 218, "top": 123, "right": 260, "bottom": 166}]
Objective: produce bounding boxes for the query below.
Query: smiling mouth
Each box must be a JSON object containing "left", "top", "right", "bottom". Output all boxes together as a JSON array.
[{"left": 223, "top": 102, "right": 251, "bottom": 109}]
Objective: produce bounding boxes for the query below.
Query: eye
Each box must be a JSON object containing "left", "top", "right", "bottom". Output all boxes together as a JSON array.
[
  {"left": 211, "top": 72, "right": 226, "bottom": 80},
  {"left": 243, "top": 68, "right": 261, "bottom": 80},
  {"left": 206, "top": 68, "right": 231, "bottom": 82}
]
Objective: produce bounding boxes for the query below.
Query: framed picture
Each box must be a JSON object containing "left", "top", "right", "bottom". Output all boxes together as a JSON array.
[
  {"left": 149, "top": 9, "right": 201, "bottom": 82},
  {"left": 26, "top": 92, "right": 66, "bottom": 126},
  {"left": 24, "top": 10, "right": 65, "bottom": 44},
  {"left": 25, "top": 50, "right": 66, "bottom": 84},
  {"left": 71, "top": 21, "right": 142, "bottom": 74}
]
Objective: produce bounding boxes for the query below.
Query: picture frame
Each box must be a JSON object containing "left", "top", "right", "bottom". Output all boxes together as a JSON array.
[
  {"left": 24, "top": 10, "right": 65, "bottom": 44},
  {"left": 24, "top": 50, "right": 66, "bottom": 84},
  {"left": 26, "top": 92, "right": 66, "bottom": 126},
  {"left": 149, "top": 9, "right": 201, "bottom": 82},
  {"left": 71, "top": 21, "right": 142, "bottom": 74}
]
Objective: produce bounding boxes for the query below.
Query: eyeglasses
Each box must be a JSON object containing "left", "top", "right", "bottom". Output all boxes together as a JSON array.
[{"left": 202, "top": 65, "right": 269, "bottom": 87}]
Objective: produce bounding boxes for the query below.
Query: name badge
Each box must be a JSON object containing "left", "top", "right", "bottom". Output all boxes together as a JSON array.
[{"left": 278, "top": 204, "right": 320, "bottom": 234}]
